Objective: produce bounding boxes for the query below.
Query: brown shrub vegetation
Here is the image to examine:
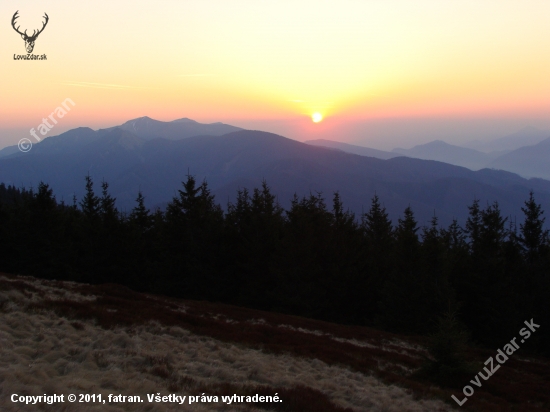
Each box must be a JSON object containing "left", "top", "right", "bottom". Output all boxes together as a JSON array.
[{"left": 2, "top": 273, "right": 549, "bottom": 411}]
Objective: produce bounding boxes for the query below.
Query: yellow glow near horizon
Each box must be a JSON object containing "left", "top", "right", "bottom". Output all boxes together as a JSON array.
[
  {"left": 312, "top": 113, "right": 323, "bottom": 123},
  {"left": 3, "top": 0, "right": 550, "bottom": 146}
]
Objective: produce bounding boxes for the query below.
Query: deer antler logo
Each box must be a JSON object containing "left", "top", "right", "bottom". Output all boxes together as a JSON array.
[{"left": 11, "top": 11, "right": 49, "bottom": 54}]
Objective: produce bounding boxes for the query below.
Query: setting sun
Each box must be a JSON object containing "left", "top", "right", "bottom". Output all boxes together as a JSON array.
[{"left": 312, "top": 113, "right": 323, "bottom": 123}]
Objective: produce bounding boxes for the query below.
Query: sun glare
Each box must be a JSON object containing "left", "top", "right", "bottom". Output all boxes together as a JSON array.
[{"left": 312, "top": 113, "right": 323, "bottom": 123}]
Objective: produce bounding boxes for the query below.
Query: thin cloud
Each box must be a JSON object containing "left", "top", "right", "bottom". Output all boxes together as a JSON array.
[
  {"left": 61, "top": 81, "right": 156, "bottom": 90},
  {"left": 177, "top": 74, "right": 215, "bottom": 77}
]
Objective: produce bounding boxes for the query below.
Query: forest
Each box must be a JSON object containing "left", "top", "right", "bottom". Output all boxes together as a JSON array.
[{"left": 0, "top": 175, "right": 548, "bottom": 356}]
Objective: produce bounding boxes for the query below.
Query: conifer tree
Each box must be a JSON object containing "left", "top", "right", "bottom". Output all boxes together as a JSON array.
[
  {"left": 361, "top": 194, "right": 394, "bottom": 323},
  {"left": 421, "top": 308, "right": 471, "bottom": 385},
  {"left": 33, "top": 182, "right": 57, "bottom": 212},
  {"left": 163, "top": 174, "right": 224, "bottom": 299},
  {"left": 395, "top": 206, "right": 419, "bottom": 251},
  {"left": 422, "top": 215, "right": 444, "bottom": 273},
  {"left": 520, "top": 191, "right": 549, "bottom": 261},
  {"left": 226, "top": 188, "right": 251, "bottom": 229},
  {"left": 479, "top": 201, "right": 507, "bottom": 257},
  {"left": 129, "top": 191, "right": 152, "bottom": 231},
  {"left": 362, "top": 194, "right": 393, "bottom": 245},
  {"left": 518, "top": 192, "right": 550, "bottom": 352},
  {"left": 465, "top": 199, "right": 481, "bottom": 250},
  {"left": 100, "top": 180, "right": 118, "bottom": 223},
  {"left": 227, "top": 182, "right": 286, "bottom": 310},
  {"left": 377, "top": 206, "right": 428, "bottom": 333},
  {"left": 80, "top": 175, "right": 100, "bottom": 219}
]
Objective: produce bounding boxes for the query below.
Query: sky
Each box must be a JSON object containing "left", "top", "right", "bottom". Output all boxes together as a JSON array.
[{"left": 2, "top": 0, "right": 550, "bottom": 150}]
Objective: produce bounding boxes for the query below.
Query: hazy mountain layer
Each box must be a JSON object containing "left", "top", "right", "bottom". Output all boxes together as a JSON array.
[
  {"left": 489, "top": 137, "right": 550, "bottom": 180},
  {"left": 464, "top": 126, "right": 550, "bottom": 152},
  {"left": 305, "top": 139, "right": 399, "bottom": 160},
  {"left": 392, "top": 140, "right": 501, "bottom": 170},
  {"left": 1, "top": 126, "right": 549, "bottom": 226},
  {"left": 391, "top": 137, "right": 550, "bottom": 180}
]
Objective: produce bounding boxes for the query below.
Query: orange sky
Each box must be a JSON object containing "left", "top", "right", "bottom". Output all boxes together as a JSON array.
[{"left": 2, "top": 1, "right": 550, "bottom": 148}]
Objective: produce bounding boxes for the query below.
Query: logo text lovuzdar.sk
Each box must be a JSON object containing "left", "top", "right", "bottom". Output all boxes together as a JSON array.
[{"left": 11, "top": 10, "right": 49, "bottom": 60}]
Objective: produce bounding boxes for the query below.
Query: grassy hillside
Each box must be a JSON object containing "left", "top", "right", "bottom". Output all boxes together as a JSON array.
[{"left": 1, "top": 273, "right": 548, "bottom": 411}]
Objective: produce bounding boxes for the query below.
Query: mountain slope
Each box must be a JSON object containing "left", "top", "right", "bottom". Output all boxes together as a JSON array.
[
  {"left": 305, "top": 139, "right": 399, "bottom": 160},
  {"left": 1, "top": 272, "right": 454, "bottom": 412},
  {"left": 0, "top": 117, "right": 243, "bottom": 158},
  {"left": 392, "top": 140, "right": 498, "bottom": 170},
  {"left": 0, "top": 145, "right": 21, "bottom": 159},
  {"left": 464, "top": 126, "right": 550, "bottom": 152},
  {"left": 488, "top": 138, "right": 550, "bottom": 180},
  {"left": 103, "top": 116, "right": 243, "bottom": 140},
  {"left": 3, "top": 272, "right": 549, "bottom": 411}
]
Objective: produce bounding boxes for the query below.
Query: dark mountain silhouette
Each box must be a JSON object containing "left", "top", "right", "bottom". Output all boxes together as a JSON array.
[
  {"left": 0, "top": 127, "right": 102, "bottom": 160},
  {"left": 0, "top": 145, "right": 21, "bottom": 158},
  {"left": 0, "top": 117, "right": 243, "bottom": 159},
  {"left": 488, "top": 137, "right": 550, "bottom": 180},
  {"left": 464, "top": 126, "right": 549, "bottom": 152},
  {"left": 392, "top": 140, "right": 499, "bottom": 170},
  {"left": 305, "top": 139, "right": 398, "bottom": 160},
  {"left": 1, "top": 126, "right": 549, "bottom": 226},
  {"left": 102, "top": 116, "right": 243, "bottom": 140}
]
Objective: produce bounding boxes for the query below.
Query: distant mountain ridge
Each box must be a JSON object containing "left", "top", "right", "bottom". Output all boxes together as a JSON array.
[
  {"left": 464, "top": 126, "right": 550, "bottom": 152},
  {"left": 488, "top": 137, "right": 550, "bottom": 180},
  {"left": 392, "top": 140, "right": 502, "bottom": 170},
  {"left": 305, "top": 139, "right": 399, "bottom": 160},
  {"left": 1, "top": 121, "right": 549, "bottom": 226},
  {"left": 102, "top": 116, "right": 242, "bottom": 140},
  {"left": 391, "top": 136, "right": 550, "bottom": 179},
  {"left": 0, "top": 117, "right": 243, "bottom": 159},
  {"left": 317, "top": 133, "right": 550, "bottom": 180}
]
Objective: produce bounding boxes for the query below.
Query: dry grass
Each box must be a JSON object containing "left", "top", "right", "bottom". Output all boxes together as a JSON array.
[{"left": 1, "top": 273, "right": 548, "bottom": 411}]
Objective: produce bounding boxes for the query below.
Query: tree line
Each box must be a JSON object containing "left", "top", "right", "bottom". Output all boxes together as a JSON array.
[{"left": 0, "top": 176, "right": 548, "bottom": 354}]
